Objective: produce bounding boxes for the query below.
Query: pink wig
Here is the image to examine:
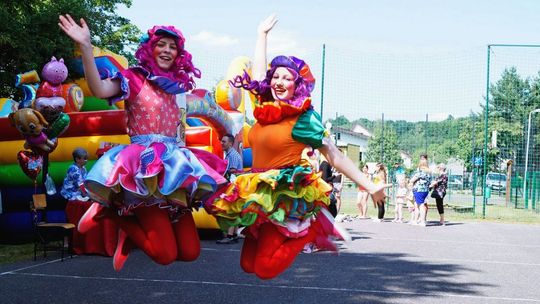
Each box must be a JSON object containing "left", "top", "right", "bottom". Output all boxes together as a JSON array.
[{"left": 135, "top": 26, "right": 201, "bottom": 91}]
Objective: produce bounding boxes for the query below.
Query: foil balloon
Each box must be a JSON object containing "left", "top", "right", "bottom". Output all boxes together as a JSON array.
[{"left": 17, "top": 150, "right": 43, "bottom": 180}]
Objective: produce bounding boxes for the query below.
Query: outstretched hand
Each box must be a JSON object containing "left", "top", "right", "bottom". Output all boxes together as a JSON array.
[
  {"left": 258, "top": 14, "right": 278, "bottom": 35},
  {"left": 369, "top": 183, "right": 392, "bottom": 204},
  {"left": 58, "top": 14, "right": 91, "bottom": 47}
]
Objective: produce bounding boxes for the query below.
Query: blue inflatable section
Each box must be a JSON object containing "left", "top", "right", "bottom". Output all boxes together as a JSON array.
[
  {"left": 0, "top": 211, "right": 68, "bottom": 243},
  {"left": 186, "top": 117, "right": 206, "bottom": 127},
  {"left": 1, "top": 186, "right": 65, "bottom": 213},
  {"left": 71, "top": 56, "right": 123, "bottom": 79}
]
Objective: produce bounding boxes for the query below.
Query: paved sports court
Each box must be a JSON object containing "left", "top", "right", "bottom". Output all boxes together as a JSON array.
[{"left": 1, "top": 219, "right": 539, "bottom": 304}]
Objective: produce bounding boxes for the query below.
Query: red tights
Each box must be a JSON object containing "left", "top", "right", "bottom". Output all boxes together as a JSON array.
[
  {"left": 240, "top": 222, "right": 317, "bottom": 280},
  {"left": 113, "top": 206, "right": 200, "bottom": 265}
]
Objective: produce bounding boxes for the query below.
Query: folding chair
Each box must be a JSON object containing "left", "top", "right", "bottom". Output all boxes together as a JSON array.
[{"left": 31, "top": 194, "right": 75, "bottom": 261}]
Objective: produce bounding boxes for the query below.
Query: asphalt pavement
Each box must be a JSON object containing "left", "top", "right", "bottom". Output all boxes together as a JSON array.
[{"left": 1, "top": 218, "right": 539, "bottom": 304}]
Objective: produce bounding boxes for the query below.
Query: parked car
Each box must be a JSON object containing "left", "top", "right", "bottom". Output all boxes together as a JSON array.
[
  {"left": 448, "top": 175, "right": 463, "bottom": 190},
  {"left": 486, "top": 172, "right": 506, "bottom": 192}
]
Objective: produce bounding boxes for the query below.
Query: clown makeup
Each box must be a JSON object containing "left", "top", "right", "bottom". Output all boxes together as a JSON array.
[
  {"left": 152, "top": 37, "right": 178, "bottom": 71},
  {"left": 270, "top": 67, "right": 297, "bottom": 101}
]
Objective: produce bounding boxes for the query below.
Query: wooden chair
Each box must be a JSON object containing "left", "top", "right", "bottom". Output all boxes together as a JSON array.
[{"left": 31, "top": 194, "right": 75, "bottom": 261}]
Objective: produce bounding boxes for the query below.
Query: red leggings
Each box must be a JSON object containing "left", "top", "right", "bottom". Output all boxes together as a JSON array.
[
  {"left": 113, "top": 206, "right": 200, "bottom": 265},
  {"left": 240, "top": 222, "right": 316, "bottom": 280}
]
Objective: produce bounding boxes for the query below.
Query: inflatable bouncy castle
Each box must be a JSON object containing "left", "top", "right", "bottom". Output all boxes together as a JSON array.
[{"left": 0, "top": 50, "right": 254, "bottom": 242}]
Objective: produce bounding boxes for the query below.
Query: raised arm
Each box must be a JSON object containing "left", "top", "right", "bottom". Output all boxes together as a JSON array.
[
  {"left": 253, "top": 14, "right": 278, "bottom": 81},
  {"left": 58, "top": 14, "right": 121, "bottom": 99},
  {"left": 319, "top": 138, "right": 389, "bottom": 202}
]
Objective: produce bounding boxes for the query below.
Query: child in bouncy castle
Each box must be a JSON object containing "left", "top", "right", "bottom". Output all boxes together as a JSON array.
[
  {"left": 60, "top": 147, "right": 89, "bottom": 203},
  {"left": 58, "top": 15, "right": 227, "bottom": 270},
  {"left": 204, "top": 14, "right": 388, "bottom": 280}
]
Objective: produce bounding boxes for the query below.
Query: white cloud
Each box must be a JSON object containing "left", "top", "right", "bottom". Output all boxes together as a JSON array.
[
  {"left": 267, "top": 30, "right": 307, "bottom": 57},
  {"left": 191, "top": 31, "right": 239, "bottom": 47}
]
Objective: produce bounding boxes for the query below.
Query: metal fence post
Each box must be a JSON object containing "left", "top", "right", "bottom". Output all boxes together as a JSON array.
[{"left": 482, "top": 45, "right": 491, "bottom": 219}]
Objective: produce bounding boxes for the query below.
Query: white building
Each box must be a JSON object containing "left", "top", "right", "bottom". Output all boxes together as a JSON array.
[{"left": 331, "top": 124, "right": 371, "bottom": 168}]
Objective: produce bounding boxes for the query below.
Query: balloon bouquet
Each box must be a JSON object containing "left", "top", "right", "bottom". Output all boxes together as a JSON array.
[{"left": 9, "top": 57, "right": 72, "bottom": 190}]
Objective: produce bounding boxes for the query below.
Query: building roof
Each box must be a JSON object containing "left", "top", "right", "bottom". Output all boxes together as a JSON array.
[{"left": 333, "top": 126, "right": 371, "bottom": 140}]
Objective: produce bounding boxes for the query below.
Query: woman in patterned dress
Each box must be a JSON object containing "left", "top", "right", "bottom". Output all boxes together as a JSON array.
[{"left": 59, "top": 14, "right": 227, "bottom": 270}]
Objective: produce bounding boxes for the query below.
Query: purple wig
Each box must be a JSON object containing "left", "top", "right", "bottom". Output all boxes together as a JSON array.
[
  {"left": 135, "top": 26, "right": 201, "bottom": 91},
  {"left": 230, "top": 55, "right": 315, "bottom": 107}
]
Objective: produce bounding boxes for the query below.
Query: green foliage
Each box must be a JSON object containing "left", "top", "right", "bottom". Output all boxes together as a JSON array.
[
  {"left": 340, "top": 65, "right": 540, "bottom": 175},
  {"left": 329, "top": 115, "right": 351, "bottom": 128},
  {"left": 481, "top": 67, "right": 540, "bottom": 171},
  {"left": 0, "top": 0, "right": 141, "bottom": 97},
  {"left": 365, "top": 122, "right": 401, "bottom": 167}
]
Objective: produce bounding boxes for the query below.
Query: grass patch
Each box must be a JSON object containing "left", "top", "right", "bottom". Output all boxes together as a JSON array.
[
  {"left": 339, "top": 190, "right": 540, "bottom": 224},
  {"left": 0, "top": 243, "right": 34, "bottom": 265}
]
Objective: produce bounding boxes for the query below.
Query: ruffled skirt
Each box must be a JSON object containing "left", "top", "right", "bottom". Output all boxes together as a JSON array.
[
  {"left": 85, "top": 134, "right": 227, "bottom": 215},
  {"left": 205, "top": 164, "right": 347, "bottom": 248}
]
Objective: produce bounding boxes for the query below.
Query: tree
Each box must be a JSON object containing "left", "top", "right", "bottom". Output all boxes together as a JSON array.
[
  {"left": 329, "top": 115, "right": 351, "bottom": 128},
  {"left": 0, "top": 0, "right": 141, "bottom": 98},
  {"left": 482, "top": 67, "right": 539, "bottom": 171},
  {"left": 365, "top": 123, "right": 401, "bottom": 168}
]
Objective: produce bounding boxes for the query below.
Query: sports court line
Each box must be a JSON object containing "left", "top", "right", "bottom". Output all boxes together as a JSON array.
[
  {"left": 0, "top": 257, "right": 77, "bottom": 276},
  {"left": 6, "top": 272, "right": 540, "bottom": 303},
  {"left": 362, "top": 236, "right": 540, "bottom": 249}
]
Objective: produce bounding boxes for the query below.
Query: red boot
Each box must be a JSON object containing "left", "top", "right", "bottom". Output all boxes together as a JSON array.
[
  {"left": 113, "top": 229, "right": 133, "bottom": 271},
  {"left": 78, "top": 202, "right": 107, "bottom": 233}
]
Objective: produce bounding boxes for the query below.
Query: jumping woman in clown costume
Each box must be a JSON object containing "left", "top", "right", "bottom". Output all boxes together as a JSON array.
[
  {"left": 58, "top": 14, "right": 227, "bottom": 270},
  {"left": 206, "top": 15, "right": 388, "bottom": 280}
]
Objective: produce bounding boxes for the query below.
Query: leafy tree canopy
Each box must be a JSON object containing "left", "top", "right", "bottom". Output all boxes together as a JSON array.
[{"left": 0, "top": 0, "right": 141, "bottom": 97}]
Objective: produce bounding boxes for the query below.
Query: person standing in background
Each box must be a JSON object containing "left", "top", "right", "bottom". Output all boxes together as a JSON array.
[
  {"left": 319, "top": 155, "right": 338, "bottom": 217},
  {"left": 330, "top": 149, "right": 344, "bottom": 215},
  {"left": 431, "top": 163, "right": 448, "bottom": 226},
  {"left": 410, "top": 154, "right": 432, "bottom": 226},
  {"left": 392, "top": 177, "right": 407, "bottom": 223},
  {"left": 372, "top": 163, "right": 388, "bottom": 222},
  {"left": 356, "top": 164, "right": 371, "bottom": 218},
  {"left": 217, "top": 133, "right": 244, "bottom": 244}
]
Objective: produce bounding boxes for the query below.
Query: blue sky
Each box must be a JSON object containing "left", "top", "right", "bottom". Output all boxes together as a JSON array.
[{"left": 117, "top": 0, "right": 540, "bottom": 122}]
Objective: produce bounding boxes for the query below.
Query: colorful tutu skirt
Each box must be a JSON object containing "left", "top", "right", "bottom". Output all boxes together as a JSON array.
[
  {"left": 85, "top": 134, "right": 227, "bottom": 215},
  {"left": 205, "top": 163, "right": 346, "bottom": 247}
]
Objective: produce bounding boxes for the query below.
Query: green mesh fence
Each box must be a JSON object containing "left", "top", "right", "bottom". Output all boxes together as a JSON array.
[
  {"left": 484, "top": 45, "right": 540, "bottom": 219},
  {"left": 194, "top": 43, "right": 540, "bottom": 222}
]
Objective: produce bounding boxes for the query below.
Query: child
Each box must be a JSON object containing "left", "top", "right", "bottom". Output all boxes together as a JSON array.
[
  {"left": 60, "top": 147, "right": 89, "bottom": 202},
  {"left": 392, "top": 178, "right": 407, "bottom": 223},
  {"left": 406, "top": 181, "right": 416, "bottom": 224}
]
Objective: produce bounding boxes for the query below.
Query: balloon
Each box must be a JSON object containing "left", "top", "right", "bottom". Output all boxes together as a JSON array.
[
  {"left": 17, "top": 150, "right": 43, "bottom": 181},
  {"left": 47, "top": 112, "right": 70, "bottom": 139}
]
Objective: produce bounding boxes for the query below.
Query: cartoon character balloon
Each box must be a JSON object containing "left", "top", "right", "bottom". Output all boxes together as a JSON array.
[
  {"left": 9, "top": 108, "right": 56, "bottom": 153},
  {"left": 34, "top": 57, "right": 68, "bottom": 124}
]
